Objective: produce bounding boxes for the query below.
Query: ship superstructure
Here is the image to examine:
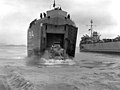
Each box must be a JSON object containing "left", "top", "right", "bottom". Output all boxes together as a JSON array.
[
  {"left": 80, "top": 20, "right": 120, "bottom": 53},
  {"left": 27, "top": 1, "right": 78, "bottom": 59}
]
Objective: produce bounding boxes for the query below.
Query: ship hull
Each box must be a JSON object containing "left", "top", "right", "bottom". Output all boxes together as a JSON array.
[{"left": 80, "top": 42, "right": 120, "bottom": 53}]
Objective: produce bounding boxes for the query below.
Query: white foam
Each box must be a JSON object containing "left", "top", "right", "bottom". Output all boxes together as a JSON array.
[{"left": 41, "top": 58, "right": 75, "bottom": 65}]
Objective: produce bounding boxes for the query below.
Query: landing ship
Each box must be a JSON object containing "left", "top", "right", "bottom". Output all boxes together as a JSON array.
[{"left": 27, "top": 1, "right": 78, "bottom": 59}]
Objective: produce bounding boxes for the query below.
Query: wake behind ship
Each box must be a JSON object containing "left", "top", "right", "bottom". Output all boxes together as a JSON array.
[
  {"left": 80, "top": 20, "right": 120, "bottom": 53},
  {"left": 27, "top": 1, "right": 78, "bottom": 60}
]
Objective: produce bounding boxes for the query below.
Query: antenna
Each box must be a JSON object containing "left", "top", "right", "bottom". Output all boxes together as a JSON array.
[
  {"left": 87, "top": 20, "right": 96, "bottom": 37},
  {"left": 50, "top": 0, "right": 61, "bottom": 9},
  {"left": 53, "top": 0, "right": 56, "bottom": 8},
  {"left": 90, "top": 20, "right": 93, "bottom": 37}
]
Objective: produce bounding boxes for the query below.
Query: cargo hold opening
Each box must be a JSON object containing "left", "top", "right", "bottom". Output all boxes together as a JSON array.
[{"left": 46, "top": 33, "right": 64, "bottom": 48}]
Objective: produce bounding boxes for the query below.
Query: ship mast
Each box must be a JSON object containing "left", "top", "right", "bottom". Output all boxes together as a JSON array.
[
  {"left": 90, "top": 20, "right": 93, "bottom": 37},
  {"left": 88, "top": 20, "right": 95, "bottom": 37},
  {"left": 53, "top": 0, "right": 56, "bottom": 8}
]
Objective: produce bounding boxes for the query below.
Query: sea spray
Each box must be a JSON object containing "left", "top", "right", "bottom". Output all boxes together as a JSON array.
[
  {"left": 26, "top": 49, "right": 76, "bottom": 66},
  {"left": 26, "top": 56, "right": 75, "bottom": 66},
  {"left": 41, "top": 58, "right": 76, "bottom": 66},
  {"left": 25, "top": 55, "right": 42, "bottom": 66}
]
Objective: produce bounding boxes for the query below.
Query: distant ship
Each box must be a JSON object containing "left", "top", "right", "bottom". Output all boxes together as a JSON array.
[
  {"left": 27, "top": 1, "right": 78, "bottom": 59},
  {"left": 80, "top": 20, "right": 120, "bottom": 53}
]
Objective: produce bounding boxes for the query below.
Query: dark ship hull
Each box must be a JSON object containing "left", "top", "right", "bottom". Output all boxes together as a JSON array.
[{"left": 27, "top": 7, "right": 78, "bottom": 59}]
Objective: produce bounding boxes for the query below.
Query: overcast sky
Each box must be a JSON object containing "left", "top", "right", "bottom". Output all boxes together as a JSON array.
[{"left": 0, "top": 0, "right": 120, "bottom": 46}]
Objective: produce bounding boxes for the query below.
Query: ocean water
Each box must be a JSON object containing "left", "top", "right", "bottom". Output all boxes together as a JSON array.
[
  {"left": 0, "top": 46, "right": 120, "bottom": 67},
  {"left": 1, "top": 46, "right": 120, "bottom": 90},
  {"left": 75, "top": 47, "right": 120, "bottom": 70},
  {"left": 0, "top": 45, "right": 27, "bottom": 66}
]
